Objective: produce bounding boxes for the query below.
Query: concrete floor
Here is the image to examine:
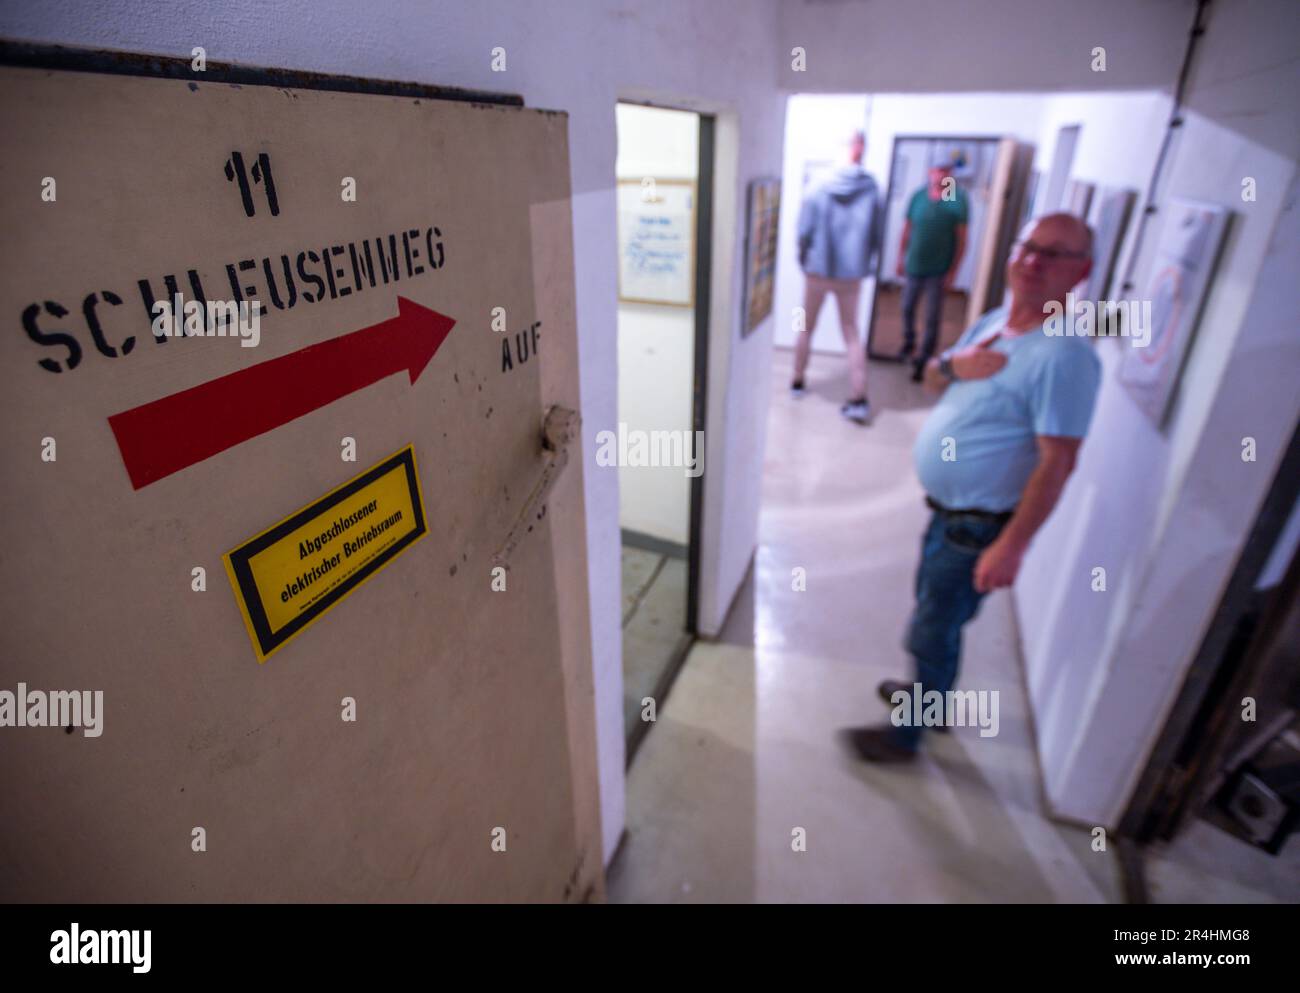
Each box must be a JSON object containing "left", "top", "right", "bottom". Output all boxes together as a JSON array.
[
  {"left": 621, "top": 545, "right": 689, "bottom": 736},
  {"left": 1144, "top": 817, "right": 1300, "bottom": 902},
  {"left": 609, "top": 348, "right": 1296, "bottom": 903}
]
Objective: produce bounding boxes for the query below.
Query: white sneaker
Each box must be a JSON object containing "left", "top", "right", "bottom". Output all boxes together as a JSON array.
[{"left": 840, "top": 399, "right": 871, "bottom": 425}]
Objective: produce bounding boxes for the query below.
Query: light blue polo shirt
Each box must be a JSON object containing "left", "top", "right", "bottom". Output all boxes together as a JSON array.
[{"left": 913, "top": 306, "right": 1101, "bottom": 512}]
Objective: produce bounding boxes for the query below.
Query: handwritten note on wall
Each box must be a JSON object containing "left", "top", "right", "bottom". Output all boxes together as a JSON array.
[{"left": 617, "top": 179, "right": 695, "bottom": 307}]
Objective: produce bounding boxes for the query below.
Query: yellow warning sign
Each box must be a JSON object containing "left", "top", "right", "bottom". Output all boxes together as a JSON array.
[{"left": 224, "top": 446, "right": 428, "bottom": 662}]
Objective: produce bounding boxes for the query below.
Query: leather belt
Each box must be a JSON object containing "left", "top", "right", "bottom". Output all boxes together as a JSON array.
[{"left": 925, "top": 495, "right": 1014, "bottom": 523}]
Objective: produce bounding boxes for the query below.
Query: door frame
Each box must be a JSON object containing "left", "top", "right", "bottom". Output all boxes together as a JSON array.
[
  {"left": 614, "top": 99, "right": 714, "bottom": 637},
  {"left": 685, "top": 113, "right": 715, "bottom": 635},
  {"left": 614, "top": 101, "right": 716, "bottom": 764}
]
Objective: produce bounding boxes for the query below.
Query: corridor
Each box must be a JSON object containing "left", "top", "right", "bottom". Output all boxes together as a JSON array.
[{"left": 608, "top": 350, "right": 1288, "bottom": 903}]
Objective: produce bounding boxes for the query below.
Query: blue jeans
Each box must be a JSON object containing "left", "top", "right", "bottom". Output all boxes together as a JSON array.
[
  {"left": 889, "top": 510, "right": 1007, "bottom": 750},
  {"left": 900, "top": 274, "right": 945, "bottom": 360}
]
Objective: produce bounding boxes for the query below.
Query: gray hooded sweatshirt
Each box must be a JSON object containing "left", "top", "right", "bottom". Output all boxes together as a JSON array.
[{"left": 797, "top": 166, "right": 884, "bottom": 280}]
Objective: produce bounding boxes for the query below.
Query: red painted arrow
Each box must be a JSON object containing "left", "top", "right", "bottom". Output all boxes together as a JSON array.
[{"left": 108, "top": 296, "right": 455, "bottom": 489}]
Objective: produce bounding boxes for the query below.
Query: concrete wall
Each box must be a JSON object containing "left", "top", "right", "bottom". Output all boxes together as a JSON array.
[
  {"left": 1014, "top": 0, "right": 1300, "bottom": 826},
  {"left": 776, "top": 0, "right": 1194, "bottom": 93},
  {"left": 615, "top": 103, "right": 697, "bottom": 546}
]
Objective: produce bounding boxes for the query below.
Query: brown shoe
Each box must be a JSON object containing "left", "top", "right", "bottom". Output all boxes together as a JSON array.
[
  {"left": 877, "top": 679, "right": 910, "bottom": 704},
  {"left": 876, "top": 679, "right": 949, "bottom": 733},
  {"left": 838, "top": 726, "right": 918, "bottom": 764}
]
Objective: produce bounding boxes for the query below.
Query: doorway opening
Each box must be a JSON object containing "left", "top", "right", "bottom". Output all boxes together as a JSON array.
[{"left": 614, "top": 101, "right": 713, "bottom": 761}]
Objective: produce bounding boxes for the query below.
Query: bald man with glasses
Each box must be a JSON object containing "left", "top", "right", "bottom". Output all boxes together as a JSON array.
[{"left": 841, "top": 213, "right": 1101, "bottom": 762}]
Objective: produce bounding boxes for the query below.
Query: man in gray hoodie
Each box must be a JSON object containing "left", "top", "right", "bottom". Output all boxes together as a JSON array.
[{"left": 795, "top": 131, "right": 884, "bottom": 425}]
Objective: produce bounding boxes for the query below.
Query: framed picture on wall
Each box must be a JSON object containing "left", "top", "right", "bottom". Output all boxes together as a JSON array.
[
  {"left": 743, "top": 177, "right": 781, "bottom": 336},
  {"left": 1020, "top": 169, "right": 1041, "bottom": 228},
  {"left": 1085, "top": 186, "right": 1136, "bottom": 304},
  {"left": 1119, "top": 197, "right": 1230, "bottom": 428},
  {"left": 1064, "top": 179, "right": 1095, "bottom": 219},
  {"left": 617, "top": 178, "right": 696, "bottom": 307}
]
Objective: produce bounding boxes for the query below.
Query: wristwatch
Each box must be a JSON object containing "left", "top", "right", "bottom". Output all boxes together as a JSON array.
[{"left": 937, "top": 351, "right": 958, "bottom": 381}]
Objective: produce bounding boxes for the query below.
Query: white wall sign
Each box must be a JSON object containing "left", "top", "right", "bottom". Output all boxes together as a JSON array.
[{"left": 617, "top": 179, "right": 695, "bottom": 307}]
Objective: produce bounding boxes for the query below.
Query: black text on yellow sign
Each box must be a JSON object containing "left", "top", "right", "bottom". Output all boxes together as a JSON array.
[{"left": 224, "top": 446, "right": 428, "bottom": 663}]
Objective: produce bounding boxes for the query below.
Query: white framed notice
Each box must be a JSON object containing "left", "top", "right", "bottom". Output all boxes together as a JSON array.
[{"left": 617, "top": 178, "right": 696, "bottom": 307}]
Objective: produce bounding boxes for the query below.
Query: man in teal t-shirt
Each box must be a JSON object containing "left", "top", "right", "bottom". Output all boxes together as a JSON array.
[{"left": 895, "top": 164, "right": 969, "bottom": 380}]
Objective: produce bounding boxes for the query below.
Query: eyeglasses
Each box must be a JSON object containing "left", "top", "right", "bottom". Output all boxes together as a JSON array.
[{"left": 1014, "top": 240, "right": 1090, "bottom": 262}]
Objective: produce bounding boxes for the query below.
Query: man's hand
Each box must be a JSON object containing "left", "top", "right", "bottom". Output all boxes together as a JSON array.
[
  {"left": 943, "top": 270, "right": 957, "bottom": 291},
  {"left": 895, "top": 257, "right": 905, "bottom": 279},
  {"left": 973, "top": 535, "right": 1024, "bottom": 593},
  {"left": 950, "top": 335, "right": 1007, "bottom": 380},
  {"left": 972, "top": 436, "right": 1083, "bottom": 593}
]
